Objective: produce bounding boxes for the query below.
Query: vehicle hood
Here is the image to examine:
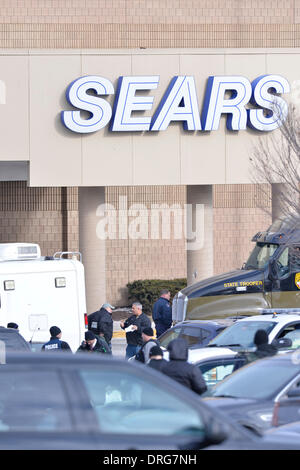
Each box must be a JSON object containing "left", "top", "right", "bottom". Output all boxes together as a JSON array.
[
  {"left": 181, "top": 269, "right": 264, "bottom": 299},
  {"left": 203, "top": 397, "right": 274, "bottom": 432},
  {"left": 203, "top": 396, "right": 257, "bottom": 408}
]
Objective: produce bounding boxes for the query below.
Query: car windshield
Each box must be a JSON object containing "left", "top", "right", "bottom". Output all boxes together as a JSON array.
[
  {"left": 244, "top": 243, "right": 278, "bottom": 270},
  {"left": 208, "top": 358, "right": 300, "bottom": 400},
  {"left": 209, "top": 321, "right": 276, "bottom": 348}
]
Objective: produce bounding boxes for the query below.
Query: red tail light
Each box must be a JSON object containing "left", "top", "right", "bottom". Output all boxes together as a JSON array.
[{"left": 84, "top": 313, "right": 88, "bottom": 329}]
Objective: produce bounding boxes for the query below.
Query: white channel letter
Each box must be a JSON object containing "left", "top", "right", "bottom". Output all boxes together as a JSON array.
[
  {"left": 61, "top": 75, "right": 114, "bottom": 134},
  {"left": 111, "top": 76, "right": 159, "bottom": 131},
  {"left": 201, "top": 76, "right": 252, "bottom": 131},
  {"left": 150, "top": 76, "right": 202, "bottom": 131},
  {"left": 247, "top": 75, "right": 290, "bottom": 132},
  {"left": 0, "top": 80, "right": 6, "bottom": 104}
]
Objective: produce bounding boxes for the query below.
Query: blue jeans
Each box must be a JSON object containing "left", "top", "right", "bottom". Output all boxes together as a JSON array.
[{"left": 126, "top": 344, "right": 140, "bottom": 359}]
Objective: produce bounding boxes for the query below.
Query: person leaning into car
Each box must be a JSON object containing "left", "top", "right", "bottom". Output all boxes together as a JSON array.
[
  {"left": 162, "top": 337, "right": 207, "bottom": 395},
  {"left": 120, "top": 302, "right": 151, "bottom": 359}
]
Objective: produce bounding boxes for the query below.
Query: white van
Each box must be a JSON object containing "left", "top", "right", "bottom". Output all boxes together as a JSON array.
[{"left": 0, "top": 243, "right": 87, "bottom": 352}]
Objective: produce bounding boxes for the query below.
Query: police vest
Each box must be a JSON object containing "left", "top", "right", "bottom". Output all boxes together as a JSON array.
[{"left": 43, "top": 338, "right": 62, "bottom": 351}]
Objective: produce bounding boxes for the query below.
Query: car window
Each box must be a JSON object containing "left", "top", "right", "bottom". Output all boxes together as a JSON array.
[
  {"left": 0, "top": 370, "right": 72, "bottom": 431},
  {"left": 276, "top": 247, "right": 290, "bottom": 278},
  {"left": 201, "top": 329, "right": 211, "bottom": 341},
  {"left": 79, "top": 369, "right": 204, "bottom": 437},
  {"left": 159, "top": 327, "right": 182, "bottom": 348},
  {"left": 278, "top": 324, "right": 300, "bottom": 349},
  {"left": 199, "top": 359, "right": 240, "bottom": 389},
  {"left": 210, "top": 321, "right": 276, "bottom": 347},
  {"left": 181, "top": 326, "right": 203, "bottom": 346}
]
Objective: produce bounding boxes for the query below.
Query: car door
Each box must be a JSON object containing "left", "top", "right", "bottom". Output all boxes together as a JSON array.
[
  {"left": 274, "top": 374, "right": 300, "bottom": 427},
  {"left": 70, "top": 362, "right": 222, "bottom": 450},
  {"left": 0, "top": 366, "right": 82, "bottom": 449}
]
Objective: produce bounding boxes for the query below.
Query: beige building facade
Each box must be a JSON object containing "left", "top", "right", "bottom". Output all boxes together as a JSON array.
[{"left": 0, "top": 1, "right": 299, "bottom": 312}]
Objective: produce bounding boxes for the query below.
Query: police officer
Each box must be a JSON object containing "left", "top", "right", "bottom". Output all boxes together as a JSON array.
[
  {"left": 77, "top": 330, "right": 111, "bottom": 354},
  {"left": 152, "top": 289, "right": 172, "bottom": 338},
  {"left": 88, "top": 302, "right": 114, "bottom": 347},
  {"left": 41, "top": 326, "right": 72, "bottom": 352}
]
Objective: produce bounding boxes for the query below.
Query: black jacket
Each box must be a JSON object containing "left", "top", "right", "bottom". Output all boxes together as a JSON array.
[
  {"left": 76, "top": 335, "right": 111, "bottom": 354},
  {"left": 121, "top": 313, "right": 151, "bottom": 346},
  {"left": 152, "top": 297, "right": 172, "bottom": 337},
  {"left": 148, "top": 358, "right": 168, "bottom": 372},
  {"left": 88, "top": 307, "right": 113, "bottom": 344},
  {"left": 163, "top": 338, "right": 207, "bottom": 395},
  {"left": 41, "top": 337, "right": 71, "bottom": 352}
]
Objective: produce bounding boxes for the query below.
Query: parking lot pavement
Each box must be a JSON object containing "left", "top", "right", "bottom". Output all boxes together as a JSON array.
[{"left": 111, "top": 321, "right": 126, "bottom": 357}]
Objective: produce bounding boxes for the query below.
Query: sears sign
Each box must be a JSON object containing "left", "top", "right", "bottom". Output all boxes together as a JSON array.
[{"left": 61, "top": 74, "right": 290, "bottom": 134}]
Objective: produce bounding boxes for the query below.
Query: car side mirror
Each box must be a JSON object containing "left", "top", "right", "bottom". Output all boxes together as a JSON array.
[
  {"left": 268, "top": 259, "right": 278, "bottom": 282},
  {"left": 272, "top": 337, "right": 292, "bottom": 349}
]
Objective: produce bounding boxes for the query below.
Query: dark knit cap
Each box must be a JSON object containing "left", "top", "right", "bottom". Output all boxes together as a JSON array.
[
  {"left": 142, "top": 327, "right": 154, "bottom": 337},
  {"left": 7, "top": 322, "right": 18, "bottom": 329},
  {"left": 149, "top": 345, "right": 163, "bottom": 357},
  {"left": 85, "top": 331, "right": 96, "bottom": 341},
  {"left": 50, "top": 326, "right": 61, "bottom": 337},
  {"left": 254, "top": 329, "right": 268, "bottom": 346}
]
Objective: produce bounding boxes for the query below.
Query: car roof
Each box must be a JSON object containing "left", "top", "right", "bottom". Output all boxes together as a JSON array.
[
  {"left": 234, "top": 314, "right": 300, "bottom": 324},
  {"left": 163, "top": 346, "right": 238, "bottom": 363},
  {"left": 187, "top": 347, "right": 238, "bottom": 363},
  {"left": 1, "top": 351, "right": 121, "bottom": 365},
  {"left": 174, "top": 319, "right": 234, "bottom": 328},
  {"left": 0, "top": 327, "right": 31, "bottom": 351}
]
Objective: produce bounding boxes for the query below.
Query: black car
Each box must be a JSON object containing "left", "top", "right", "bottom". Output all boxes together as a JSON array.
[
  {"left": 203, "top": 352, "right": 300, "bottom": 435},
  {"left": 1, "top": 352, "right": 300, "bottom": 450},
  {"left": 158, "top": 319, "right": 235, "bottom": 350},
  {"left": 0, "top": 327, "right": 31, "bottom": 353}
]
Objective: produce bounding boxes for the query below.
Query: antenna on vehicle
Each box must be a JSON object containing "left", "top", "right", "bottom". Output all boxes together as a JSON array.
[{"left": 29, "top": 324, "right": 39, "bottom": 344}]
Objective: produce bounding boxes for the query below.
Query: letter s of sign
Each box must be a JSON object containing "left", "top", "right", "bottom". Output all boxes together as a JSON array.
[
  {"left": 61, "top": 75, "right": 114, "bottom": 133},
  {"left": 247, "top": 75, "right": 290, "bottom": 132}
]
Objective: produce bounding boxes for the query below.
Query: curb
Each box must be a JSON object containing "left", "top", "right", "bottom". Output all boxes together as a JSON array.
[{"left": 113, "top": 330, "right": 126, "bottom": 338}]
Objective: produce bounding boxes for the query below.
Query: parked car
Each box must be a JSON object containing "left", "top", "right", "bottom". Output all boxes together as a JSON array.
[
  {"left": 0, "top": 327, "right": 31, "bottom": 353},
  {"left": 158, "top": 319, "right": 236, "bottom": 350},
  {"left": 1, "top": 352, "right": 300, "bottom": 450},
  {"left": 203, "top": 352, "right": 300, "bottom": 435},
  {"left": 208, "top": 313, "right": 300, "bottom": 351}
]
